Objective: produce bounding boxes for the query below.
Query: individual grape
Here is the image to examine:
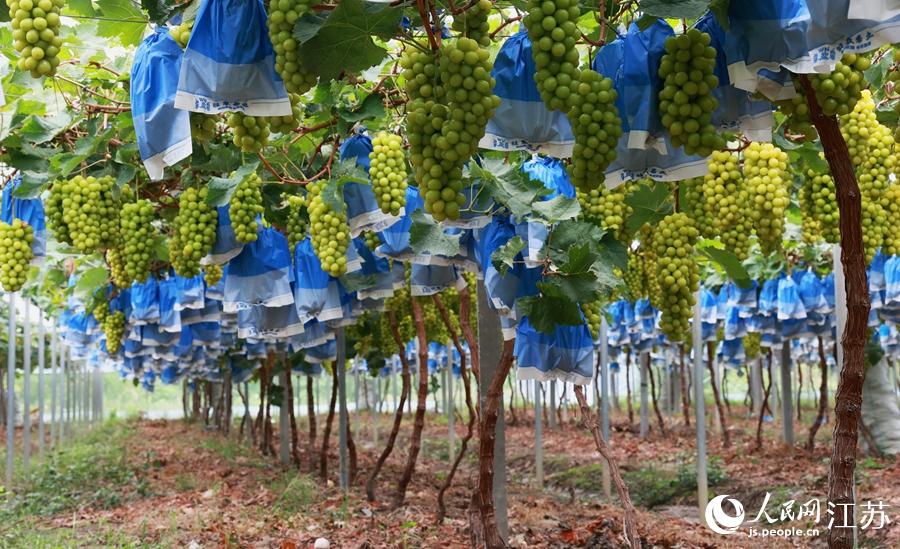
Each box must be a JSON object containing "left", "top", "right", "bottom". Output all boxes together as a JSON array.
[
  {"left": 171, "top": 21, "right": 191, "bottom": 49},
  {"left": 229, "top": 173, "right": 265, "bottom": 244},
  {"left": 742, "top": 142, "right": 789, "bottom": 257},
  {"left": 286, "top": 193, "right": 308, "bottom": 254},
  {"left": 306, "top": 179, "right": 349, "bottom": 277},
  {"left": 268, "top": 93, "right": 303, "bottom": 135},
  {"left": 0, "top": 219, "right": 34, "bottom": 292},
  {"left": 190, "top": 112, "right": 219, "bottom": 141},
  {"left": 652, "top": 212, "right": 700, "bottom": 342},
  {"left": 523, "top": 0, "right": 582, "bottom": 113},
  {"left": 657, "top": 29, "right": 726, "bottom": 156},
  {"left": 369, "top": 131, "right": 409, "bottom": 215},
  {"left": 8, "top": 0, "right": 64, "bottom": 78},
  {"left": 622, "top": 250, "right": 644, "bottom": 302},
  {"left": 451, "top": 0, "right": 492, "bottom": 47},
  {"left": 565, "top": 69, "right": 622, "bottom": 192},
  {"left": 580, "top": 300, "right": 601, "bottom": 339},
  {"left": 170, "top": 187, "right": 217, "bottom": 278},
  {"left": 363, "top": 230, "right": 382, "bottom": 252},
  {"left": 809, "top": 53, "right": 868, "bottom": 117},
  {"left": 54, "top": 175, "right": 123, "bottom": 253},
  {"left": 267, "top": 0, "right": 320, "bottom": 94},
  {"left": 203, "top": 264, "right": 223, "bottom": 287},
  {"left": 116, "top": 198, "right": 158, "bottom": 288},
  {"left": 227, "top": 112, "right": 270, "bottom": 153},
  {"left": 103, "top": 310, "right": 125, "bottom": 355},
  {"left": 840, "top": 89, "right": 892, "bottom": 262}
]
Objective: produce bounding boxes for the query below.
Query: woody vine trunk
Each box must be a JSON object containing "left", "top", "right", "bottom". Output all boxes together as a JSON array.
[
  {"left": 707, "top": 341, "right": 730, "bottom": 448},
  {"left": 306, "top": 376, "right": 317, "bottom": 472},
  {"left": 319, "top": 362, "right": 339, "bottom": 480},
  {"left": 799, "top": 74, "right": 870, "bottom": 549},
  {"left": 807, "top": 336, "right": 830, "bottom": 452}
]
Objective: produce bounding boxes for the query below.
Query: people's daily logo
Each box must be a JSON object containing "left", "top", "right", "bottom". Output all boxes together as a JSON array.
[{"left": 705, "top": 494, "right": 745, "bottom": 535}]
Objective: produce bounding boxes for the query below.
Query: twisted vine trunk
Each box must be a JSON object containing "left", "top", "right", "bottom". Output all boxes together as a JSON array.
[
  {"left": 756, "top": 349, "right": 774, "bottom": 451},
  {"left": 392, "top": 298, "right": 429, "bottom": 510},
  {"left": 319, "top": 362, "right": 339, "bottom": 480},
  {"left": 433, "top": 294, "right": 477, "bottom": 524},
  {"left": 458, "top": 287, "right": 480, "bottom": 390},
  {"left": 475, "top": 339, "right": 515, "bottom": 549},
  {"left": 365, "top": 310, "right": 411, "bottom": 502},
  {"left": 707, "top": 342, "right": 730, "bottom": 448},
  {"left": 800, "top": 75, "right": 870, "bottom": 549},
  {"left": 647, "top": 364, "right": 667, "bottom": 438},
  {"left": 306, "top": 376, "right": 317, "bottom": 473},
  {"left": 574, "top": 386, "right": 641, "bottom": 549},
  {"left": 285, "top": 365, "right": 301, "bottom": 468},
  {"left": 679, "top": 344, "right": 690, "bottom": 427},
  {"left": 807, "top": 336, "right": 831, "bottom": 452}
]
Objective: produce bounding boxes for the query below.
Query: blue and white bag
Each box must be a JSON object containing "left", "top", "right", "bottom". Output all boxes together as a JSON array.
[
  {"left": 175, "top": 273, "right": 206, "bottom": 311},
  {"left": 158, "top": 275, "right": 182, "bottom": 333},
  {"left": 306, "top": 339, "right": 337, "bottom": 364},
  {"left": 799, "top": 270, "right": 829, "bottom": 313},
  {"left": 777, "top": 276, "right": 807, "bottom": 320},
  {"left": 355, "top": 241, "right": 396, "bottom": 301},
  {"left": 700, "top": 288, "right": 718, "bottom": 324},
  {"left": 885, "top": 255, "right": 900, "bottom": 306},
  {"left": 293, "top": 237, "right": 343, "bottom": 323},
  {"left": 758, "top": 277, "right": 780, "bottom": 315},
  {"left": 131, "top": 278, "right": 161, "bottom": 325},
  {"left": 728, "top": 279, "right": 758, "bottom": 308},
  {"left": 288, "top": 319, "right": 331, "bottom": 351},
  {"left": 480, "top": 27, "right": 574, "bottom": 158},
  {"left": 522, "top": 156, "right": 576, "bottom": 200},
  {"left": 807, "top": 0, "right": 900, "bottom": 68},
  {"left": 202, "top": 206, "right": 243, "bottom": 265},
  {"left": 224, "top": 226, "right": 294, "bottom": 313},
  {"left": 2, "top": 174, "right": 45, "bottom": 266},
  {"left": 340, "top": 134, "right": 401, "bottom": 237},
  {"left": 410, "top": 263, "right": 465, "bottom": 297},
  {"left": 237, "top": 300, "right": 305, "bottom": 339},
  {"left": 132, "top": 28, "right": 192, "bottom": 180},
  {"left": 514, "top": 315, "right": 594, "bottom": 385},
  {"left": 175, "top": 0, "right": 291, "bottom": 116}
]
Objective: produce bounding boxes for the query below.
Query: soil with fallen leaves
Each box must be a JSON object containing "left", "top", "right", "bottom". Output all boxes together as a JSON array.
[{"left": 25, "top": 400, "right": 900, "bottom": 549}]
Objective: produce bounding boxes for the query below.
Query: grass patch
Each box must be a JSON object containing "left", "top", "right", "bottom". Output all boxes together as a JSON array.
[
  {"left": 0, "top": 418, "right": 152, "bottom": 521},
  {"left": 200, "top": 434, "right": 251, "bottom": 463},
  {"left": 268, "top": 471, "right": 319, "bottom": 516}
]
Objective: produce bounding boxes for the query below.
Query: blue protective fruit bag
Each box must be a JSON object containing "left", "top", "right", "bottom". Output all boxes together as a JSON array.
[
  {"left": 514, "top": 315, "right": 594, "bottom": 385},
  {"left": 340, "top": 134, "right": 401, "bottom": 237},
  {"left": 175, "top": 0, "right": 291, "bottom": 116},
  {"left": 224, "top": 226, "right": 294, "bottom": 313},
  {"left": 132, "top": 28, "right": 192, "bottom": 180}
]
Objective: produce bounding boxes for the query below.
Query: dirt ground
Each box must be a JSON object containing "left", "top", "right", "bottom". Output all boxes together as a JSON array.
[{"left": 10, "top": 399, "right": 900, "bottom": 549}]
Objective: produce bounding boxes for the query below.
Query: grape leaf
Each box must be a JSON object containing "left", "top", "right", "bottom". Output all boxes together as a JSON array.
[
  {"left": 205, "top": 160, "right": 259, "bottom": 207},
  {"left": 339, "top": 273, "right": 377, "bottom": 293},
  {"left": 553, "top": 242, "right": 602, "bottom": 303},
  {"left": 297, "top": 0, "right": 402, "bottom": 81},
  {"left": 141, "top": 0, "right": 189, "bottom": 25},
  {"left": 336, "top": 93, "right": 387, "bottom": 123},
  {"left": 409, "top": 209, "right": 461, "bottom": 257},
  {"left": 13, "top": 171, "right": 51, "bottom": 199},
  {"left": 696, "top": 244, "right": 752, "bottom": 288},
  {"left": 540, "top": 218, "right": 607, "bottom": 265},
  {"left": 469, "top": 157, "right": 551, "bottom": 222},
  {"left": 293, "top": 12, "right": 328, "bottom": 44},
  {"left": 599, "top": 231, "right": 629, "bottom": 272},
  {"left": 708, "top": 0, "right": 730, "bottom": 31},
  {"left": 114, "top": 164, "right": 137, "bottom": 189},
  {"left": 321, "top": 160, "right": 368, "bottom": 215},
  {"left": 73, "top": 266, "right": 110, "bottom": 303},
  {"left": 96, "top": 0, "right": 149, "bottom": 47},
  {"left": 624, "top": 181, "right": 674, "bottom": 236},
  {"left": 19, "top": 111, "right": 81, "bottom": 144},
  {"left": 635, "top": 14, "right": 659, "bottom": 31},
  {"left": 531, "top": 195, "right": 581, "bottom": 225},
  {"left": 638, "top": 0, "right": 710, "bottom": 20},
  {"left": 490, "top": 235, "right": 525, "bottom": 277},
  {"left": 517, "top": 282, "right": 585, "bottom": 334}
]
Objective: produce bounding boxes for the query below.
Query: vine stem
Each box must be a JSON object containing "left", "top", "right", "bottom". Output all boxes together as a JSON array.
[
  {"left": 417, "top": 0, "right": 439, "bottom": 51},
  {"left": 798, "top": 73, "right": 870, "bottom": 549}
]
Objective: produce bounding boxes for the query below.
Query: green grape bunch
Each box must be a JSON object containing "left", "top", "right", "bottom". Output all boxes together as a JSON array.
[
  {"left": 8, "top": 0, "right": 64, "bottom": 78},
  {"left": 107, "top": 245, "right": 129, "bottom": 288},
  {"left": 743, "top": 142, "right": 789, "bottom": 257},
  {"left": 286, "top": 194, "right": 308, "bottom": 254},
  {"left": 623, "top": 250, "right": 644, "bottom": 302},
  {"left": 566, "top": 69, "right": 622, "bottom": 192},
  {"left": 801, "top": 167, "right": 839, "bottom": 245},
  {"left": 267, "top": 0, "right": 320, "bottom": 95},
  {"left": 577, "top": 179, "right": 639, "bottom": 245},
  {"left": 580, "top": 300, "right": 601, "bottom": 339},
  {"left": 171, "top": 21, "right": 191, "bottom": 49},
  {"left": 170, "top": 187, "right": 218, "bottom": 278},
  {"left": 369, "top": 131, "right": 409, "bottom": 216},
  {"left": 50, "top": 175, "right": 123, "bottom": 253},
  {"left": 103, "top": 310, "right": 125, "bottom": 355},
  {"left": 92, "top": 299, "right": 108, "bottom": 325},
  {"left": 652, "top": 212, "right": 700, "bottom": 342},
  {"left": 229, "top": 173, "right": 265, "bottom": 244},
  {"left": 268, "top": 93, "right": 303, "bottom": 135},
  {"left": 451, "top": 0, "right": 493, "bottom": 47},
  {"left": 364, "top": 230, "right": 382, "bottom": 252},
  {"left": 657, "top": 29, "right": 726, "bottom": 156},
  {"left": 0, "top": 219, "right": 35, "bottom": 292},
  {"left": 809, "top": 53, "right": 868, "bottom": 116},
  {"left": 203, "top": 264, "right": 223, "bottom": 287},
  {"left": 681, "top": 176, "right": 717, "bottom": 238},
  {"left": 227, "top": 112, "right": 270, "bottom": 153},
  {"left": 523, "top": 0, "right": 582, "bottom": 112},
  {"left": 117, "top": 199, "right": 158, "bottom": 288},
  {"left": 306, "top": 179, "right": 350, "bottom": 277},
  {"left": 770, "top": 75, "right": 818, "bottom": 141},
  {"left": 191, "top": 112, "right": 219, "bottom": 141}
]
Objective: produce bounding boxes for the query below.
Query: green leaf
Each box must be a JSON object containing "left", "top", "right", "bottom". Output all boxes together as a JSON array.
[
  {"left": 635, "top": 14, "right": 659, "bottom": 31},
  {"left": 336, "top": 93, "right": 387, "bottom": 123},
  {"left": 205, "top": 160, "right": 259, "bottom": 207},
  {"left": 190, "top": 142, "right": 244, "bottom": 173},
  {"left": 19, "top": 111, "right": 80, "bottom": 144},
  {"left": 50, "top": 152, "right": 89, "bottom": 176},
  {"left": 531, "top": 195, "right": 581, "bottom": 225},
  {"left": 96, "top": 0, "right": 148, "bottom": 47},
  {"left": 114, "top": 164, "right": 136, "bottom": 188},
  {"left": 469, "top": 157, "right": 551, "bottom": 222},
  {"left": 696, "top": 245, "right": 751, "bottom": 288},
  {"left": 791, "top": 147, "right": 829, "bottom": 174},
  {"left": 490, "top": 235, "right": 525, "bottom": 277},
  {"left": 339, "top": 273, "right": 377, "bottom": 293},
  {"left": 409, "top": 210, "right": 461, "bottom": 257},
  {"left": 517, "top": 282, "right": 585, "bottom": 334},
  {"left": 554, "top": 242, "right": 602, "bottom": 303},
  {"left": 13, "top": 171, "right": 50, "bottom": 199},
  {"left": 113, "top": 144, "right": 140, "bottom": 165},
  {"left": 298, "top": 0, "right": 402, "bottom": 81},
  {"left": 65, "top": 0, "right": 100, "bottom": 17},
  {"left": 875, "top": 102, "right": 899, "bottom": 129},
  {"left": 293, "top": 12, "right": 328, "bottom": 44},
  {"left": 141, "top": 0, "right": 188, "bottom": 25},
  {"left": 73, "top": 266, "right": 109, "bottom": 303},
  {"left": 708, "top": 0, "right": 730, "bottom": 31},
  {"left": 153, "top": 235, "right": 170, "bottom": 261},
  {"left": 638, "top": 0, "right": 710, "bottom": 20},
  {"left": 320, "top": 160, "right": 367, "bottom": 215},
  {"left": 599, "top": 230, "right": 629, "bottom": 272},
  {"left": 267, "top": 384, "right": 285, "bottom": 407},
  {"left": 624, "top": 181, "right": 674, "bottom": 236},
  {"left": 181, "top": 0, "right": 200, "bottom": 22}
]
